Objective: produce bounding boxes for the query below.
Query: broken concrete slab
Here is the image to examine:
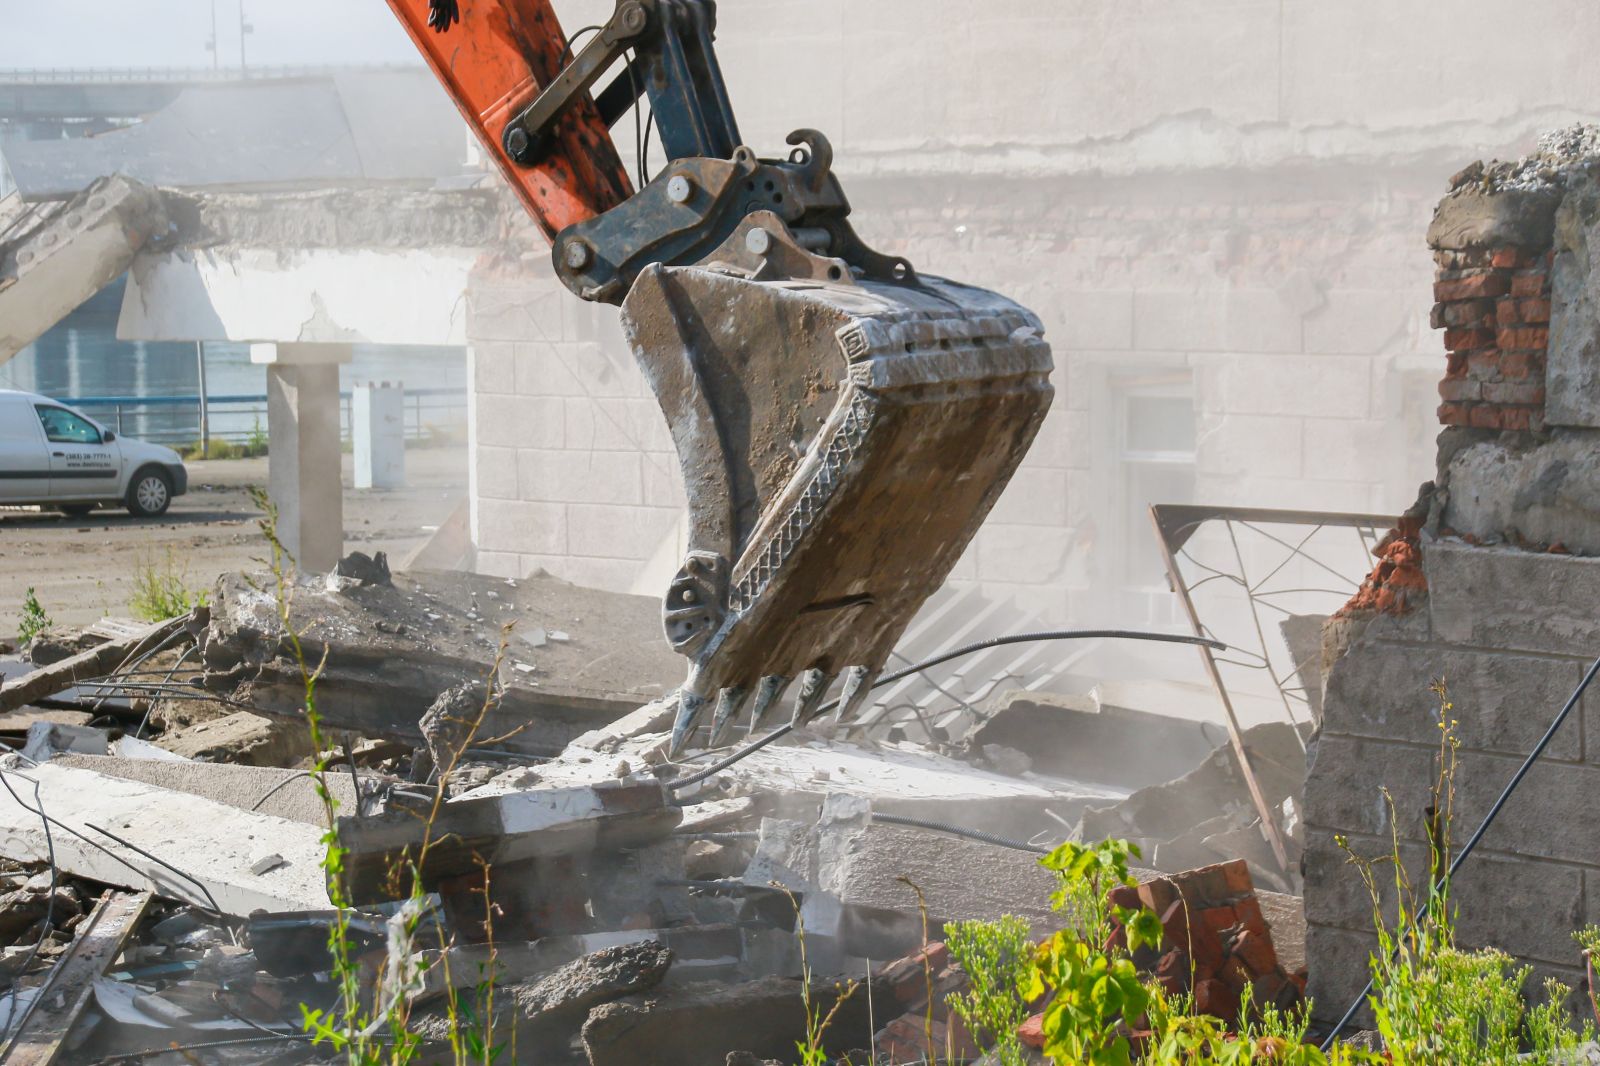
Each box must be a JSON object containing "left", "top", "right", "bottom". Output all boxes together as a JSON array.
[
  {"left": 0, "top": 759, "right": 330, "bottom": 915},
  {"left": 559, "top": 732, "right": 1127, "bottom": 841},
  {"left": 1077, "top": 721, "right": 1305, "bottom": 885},
  {"left": 152, "top": 710, "right": 313, "bottom": 766},
  {"left": 337, "top": 778, "right": 680, "bottom": 904},
  {"left": 581, "top": 976, "right": 878, "bottom": 1066},
  {"left": 52, "top": 755, "right": 359, "bottom": 827},
  {"left": 969, "top": 689, "right": 1221, "bottom": 791},
  {"left": 201, "top": 569, "right": 684, "bottom": 756}
]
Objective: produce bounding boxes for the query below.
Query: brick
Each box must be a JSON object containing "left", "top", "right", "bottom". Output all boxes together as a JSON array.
[
  {"left": 1441, "top": 298, "right": 1495, "bottom": 328},
  {"left": 1430, "top": 303, "right": 1446, "bottom": 330},
  {"left": 1510, "top": 272, "right": 1549, "bottom": 297},
  {"left": 1495, "top": 298, "right": 1521, "bottom": 328},
  {"left": 1481, "top": 382, "right": 1545, "bottom": 406},
  {"left": 1433, "top": 273, "right": 1510, "bottom": 301},
  {"left": 1520, "top": 297, "right": 1552, "bottom": 323},
  {"left": 1468, "top": 405, "right": 1504, "bottom": 430},
  {"left": 1497, "top": 406, "right": 1535, "bottom": 430},
  {"left": 1443, "top": 327, "right": 1495, "bottom": 351},
  {"left": 1499, "top": 351, "right": 1544, "bottom": 380},
  {"left": 1466, "top": 350, "right": 1503, "bottom": 380},
  {"left": 1446, "top": 351, "right": 1469, "bottom": 377},
  {"left": 1437, "top": 378, "right": 1482, "bottom": 402},
  {"left": 1496, "top": 326, "right": 1549, "bottom": 351},
  {"left": 1490, "top": 247, "right": 1526, "bottom": 269}
]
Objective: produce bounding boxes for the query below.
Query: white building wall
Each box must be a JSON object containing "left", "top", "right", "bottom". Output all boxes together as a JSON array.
[{"left": 466, "top": 0, "right": 1600, "bottom": 637}]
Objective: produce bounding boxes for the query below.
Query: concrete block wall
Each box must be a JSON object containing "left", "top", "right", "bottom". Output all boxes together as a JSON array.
[
  {"left": 1305, "top": 155, "right": 1600, "bottom": 1022},
  {"left": 466, "top": 256, "right": 685, "bottom": 591},
  {"left": 1303, "top": 542, "right": 1600, "bottom": 1019}
]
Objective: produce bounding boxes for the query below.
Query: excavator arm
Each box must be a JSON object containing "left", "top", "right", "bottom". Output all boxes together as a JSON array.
[{"left": 386, "top": 0, "right": 1055, "bottom": 753}]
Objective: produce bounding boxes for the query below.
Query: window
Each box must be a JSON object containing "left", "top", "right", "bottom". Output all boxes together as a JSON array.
[
  {"left": 35, "top": 406, "right": 101, "bottom": 444},
  {"left": 1115, "top": 377, "right": 1196, "bottom": 587}
]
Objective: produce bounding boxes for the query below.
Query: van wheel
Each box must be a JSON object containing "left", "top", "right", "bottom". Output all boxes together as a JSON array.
[
  {"left": 58, "top": 505, "right": 95, "bottom": 517},
  {"left": 126, "top": 468, "right": 173, "bottom": 517}
]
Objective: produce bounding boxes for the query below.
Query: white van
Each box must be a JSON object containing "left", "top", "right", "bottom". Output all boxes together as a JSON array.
[{"left": 0, "top": 389, "right": 188, "bottom": 517}]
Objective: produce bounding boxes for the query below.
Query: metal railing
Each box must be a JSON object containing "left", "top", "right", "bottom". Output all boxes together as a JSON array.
[
  {"left": 57, "top": 388, "right": 467, "bottom": 447},
  {"left": 0, "top": 64, "right": 420, "bottom": 85}
]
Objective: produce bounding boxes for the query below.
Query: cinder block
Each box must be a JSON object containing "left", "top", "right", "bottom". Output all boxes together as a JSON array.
[
  {"left": 568, "top": 504, "right": 681, "bottom": 561},
  {"left": 475, "top": 499, "right": 567, "bottom": 556},
  {"left": 1304, "top": 289, "right": 1420, "bottom": 355},
  {"left": 563, "top": 397, "right": 673, "bottom": 453},
  {"left": 1305, "top": 734, "right": 1600, "bottom": 868},
  {"left": 1324, "top": 642, "right": 1583, "bottom": 760},
  {"left": 517, "top": 449, "right": 642, "bottom": 505},
  {"left": 1055, "top": 290, "right": 1134, "bottom": 350},
  {"left": 1024, "top": 407, "right": 1090, "bottom": 470},
  {"left": 1193, "top": 413, "right": 1304, "bottom": 479},
  {"left": 469, "top": 341, "right": 516, "bottom": 396},
  {"left": 468, "top": 278, "right": 564, "bottom": 343},
  {"left": 473, "top": 445, "right": 519, "bottom": 501},
  {"left": 473, "top": 550, "right": 521, "bottom": 579},
  {"left": 975, "top": 524, "right": 1078, "bottom": 585},
  {"left": 1299, "top": 418, "right": 1394, "bottom": 483},
  {"left": 561, "top": 556, "right": 650, "bottom": 594},
  {"left": 1204, "top": 354, "right": 1371, "bottom": 418},
  {"left": 1133, "top": 289, "right": 1303, "bottom": 354},
  {"left": 513, "top": 342, "right": 587, "bottom": 398},
  {"left": 1425, "top": 540, "right": 1600, "bottom": 657},
  {"left": 1302, "top": 923, "right": 1376, "bottom": 1028},
  {"left": 473, "top": 395, "right": 564, "bottom": 449},
  {"left": 641, "top": 456, "right": 687, "bottom": 508},
  {"left": 1303, "top": 831, "right": 1585, "bottom": 966},
  {"left": 986, "top": 466, "right": 1069, "bottom": 527}
]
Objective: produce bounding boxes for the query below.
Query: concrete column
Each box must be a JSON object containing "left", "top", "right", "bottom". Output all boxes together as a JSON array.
[
  {"left": 251, "top": 343, "right": 352, "bottom": 573},
  {"left": 353, "top": 381, "right": 406, "bottom": 490}
]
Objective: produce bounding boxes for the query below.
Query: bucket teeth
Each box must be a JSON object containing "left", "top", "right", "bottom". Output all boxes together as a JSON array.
[
  {"left": 746, "top": 675, "right": 789, "bottom": 735},
  {"left": 789, "top": 668, "right": 831, "bottom": 726},
  {"left": 832, "top": 665, "right": 876, "bottom": 723},
  {"left": 668, "top": 690, "right": 709, "bottom": 756},
  {"left": 708, "top": 686, "right": 749, "bottom": 747}
]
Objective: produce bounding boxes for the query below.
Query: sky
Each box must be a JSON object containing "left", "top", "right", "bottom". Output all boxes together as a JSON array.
[{"left": 0, "top": 1, "right": 423, "bottom": 70}]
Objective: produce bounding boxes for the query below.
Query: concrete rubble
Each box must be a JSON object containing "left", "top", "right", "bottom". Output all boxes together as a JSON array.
[{"left": 0, "top": 563, "right": 1321, "bottom": 1063}]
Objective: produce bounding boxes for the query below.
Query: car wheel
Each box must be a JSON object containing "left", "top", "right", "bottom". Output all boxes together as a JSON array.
[
  {"left": 58, "top": 504, "right": 95, "bottom": 517},
  {"left": 126, "top": 468, "right": 173, "bottom": 517}
]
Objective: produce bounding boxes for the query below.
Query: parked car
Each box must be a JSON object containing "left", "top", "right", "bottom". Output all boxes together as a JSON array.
[{"left": 0, "top": 389, "right": 187, "bottom": 517}]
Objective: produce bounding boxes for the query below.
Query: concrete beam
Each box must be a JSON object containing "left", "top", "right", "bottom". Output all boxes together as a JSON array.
[
  {"left": 117, "top": 246, "right": 477, "bottom": 346},
  {"left": 0, "top": 175, "right": 166, "bottom": 365},
  {"left": 254, "top": 342, "right": 350, "bottom": 573}
]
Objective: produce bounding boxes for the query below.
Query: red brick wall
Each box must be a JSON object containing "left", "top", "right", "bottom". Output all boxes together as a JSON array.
[{"left": 1432, "top": 246, "right": 1552, "bottom": 431}]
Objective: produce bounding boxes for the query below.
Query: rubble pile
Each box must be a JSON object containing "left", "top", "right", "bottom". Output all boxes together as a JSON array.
[{"left": 0, "top": 557, "right": 1313, "bottom": 1063}]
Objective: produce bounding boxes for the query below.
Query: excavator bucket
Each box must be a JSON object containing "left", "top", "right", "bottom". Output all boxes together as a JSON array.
[{"left": 623, "top": 216, "right": 1054, "bottom": 751}]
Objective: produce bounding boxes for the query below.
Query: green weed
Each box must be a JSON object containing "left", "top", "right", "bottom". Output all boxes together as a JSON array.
[
  {"left": 128, "top": 549, "right": 209, "bottom": 622},
  {"left": 17, "top": 588, "right": 51, "bottom": 646},
  {"left": 944, "top": 915, "right": 1032, "bottom": 1066}
]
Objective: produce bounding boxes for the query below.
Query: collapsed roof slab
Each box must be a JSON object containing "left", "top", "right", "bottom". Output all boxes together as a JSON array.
[
  {"left": 116, "top": 185, "right": 507, "bottom": 347},
  {"left": 0, "top": 175, "right": 166, "bottom": 365}
]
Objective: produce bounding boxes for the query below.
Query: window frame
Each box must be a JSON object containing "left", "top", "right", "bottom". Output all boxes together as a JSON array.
[{"left": 34, "top": 404, "right": 103, "bottom": 445}]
